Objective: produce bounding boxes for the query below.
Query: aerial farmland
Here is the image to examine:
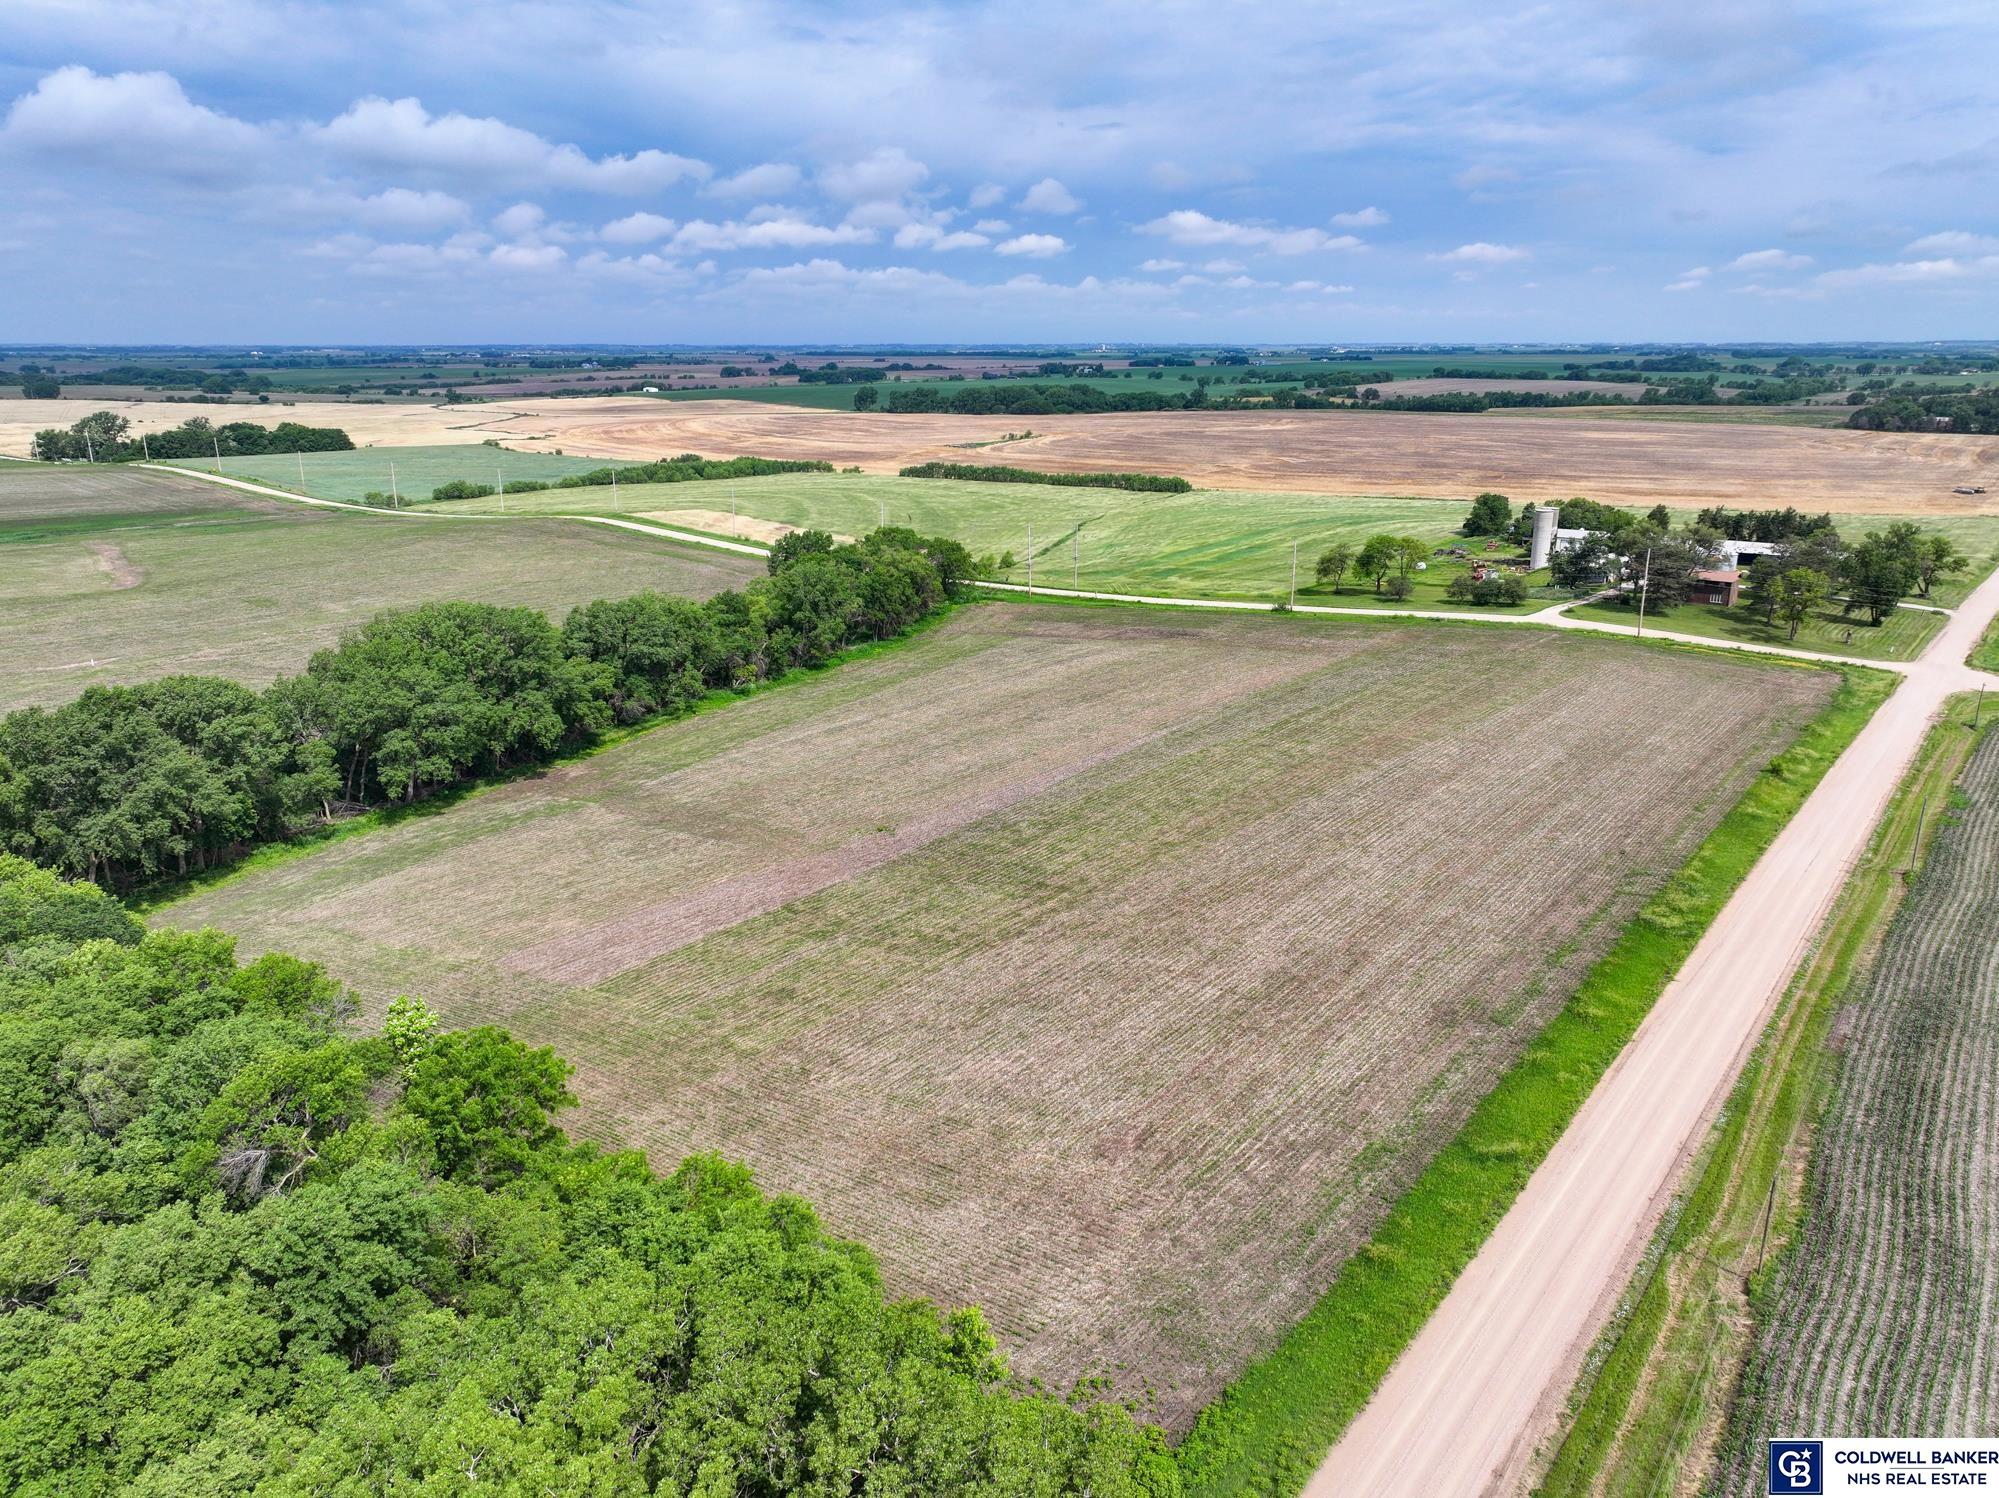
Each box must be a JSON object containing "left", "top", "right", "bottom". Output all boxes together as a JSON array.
[{"left": 158, "top": 603, "right": 1835, "bottom": 1426}]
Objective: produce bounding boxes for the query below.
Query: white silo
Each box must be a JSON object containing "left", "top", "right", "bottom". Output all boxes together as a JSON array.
[{"left": 1529, "top": 505, "right": 1558, "bottom": 570}]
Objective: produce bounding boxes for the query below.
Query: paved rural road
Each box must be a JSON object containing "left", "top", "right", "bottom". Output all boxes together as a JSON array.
[{"left": 1307, "top": 563, "right": 1999, "bottom": 1497}]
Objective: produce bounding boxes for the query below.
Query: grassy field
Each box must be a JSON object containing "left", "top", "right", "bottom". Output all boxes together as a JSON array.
[
  {"left": 0, "top": 465, "right": 760, "bottom": 710},
  {"left": 1565, "top": 596, "right": 1947, "bottom": 661},
  {"left": 423, "top": 469, "right": 1536, "bottom": 603},
  {"left": 160, "top": 444, "right": 611, "bottom": 502},
  {"left": 1538, "top": 694, "right": 1987, "bottom": 1498},
  {"left": 1711, "top": 710, "right": 1999, "bottom": 1487},
  {"left": 156, "top": 601, "right": 1834, "bottom": 1433}
]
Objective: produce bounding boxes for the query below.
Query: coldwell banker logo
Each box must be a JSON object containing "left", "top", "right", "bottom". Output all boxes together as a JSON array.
[{"left": 1770, "top": 1441, "right": 1823, "bottom": 1495}]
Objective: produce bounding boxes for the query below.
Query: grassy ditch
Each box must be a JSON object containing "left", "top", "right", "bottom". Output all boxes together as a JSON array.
[
  {"left": 1174, "top": 660, "right": 1898, "bottom": 1498},
  {"left": 1533, "top": 690, "right": 1991, "bottom": 1498}
]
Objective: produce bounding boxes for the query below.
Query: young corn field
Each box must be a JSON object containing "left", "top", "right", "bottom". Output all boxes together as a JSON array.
[
  {"left": 159, "top": 604, "right": 1834, "bottom": 1429},
  {"left": 1717, "top": 730, "right": 1999, "bottom": 1483}
]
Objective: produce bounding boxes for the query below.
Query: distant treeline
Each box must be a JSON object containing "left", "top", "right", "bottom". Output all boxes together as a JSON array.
[
  {"left": 30, "top": 410, "right": 354, "bottom": 462},
  {"left": 882, "top": 382, "right": 1213, "bottom": 415},
  {"left": 424, "top": 453, "right": 832, "bottom": 504},
  {"left": 0, "top": 527, "right": 975, "bottom": 890},
  {"left": 898, "top": 461, "right": 1193, "bottom": 493},
  {"left": 1847, "top": 386, "right": 1999, "bottom": 433}
]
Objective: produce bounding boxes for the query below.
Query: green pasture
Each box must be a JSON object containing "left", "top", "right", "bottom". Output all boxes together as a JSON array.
[
  {"left": 425, "top": 471, "right": 1512, "bottom": 602},
  {"left": 160, "top": 445, "right": 610, "bottom": 503},
  {"left": 0, "top": 466, "right": 758, "bottom": 710}
]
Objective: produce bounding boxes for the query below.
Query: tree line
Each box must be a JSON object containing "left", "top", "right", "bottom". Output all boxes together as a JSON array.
[
  {"left": 29, "top": 411, "right": 354, "bottom": 462},
  {"left": 0, "top": 859, "right": 1178, "bottom": 1495},
  {"left": 0, "top": 528, "right": 977, "bottom": 891},
  {"left": 898, "top": 461, "right": 1193, "bottom": 493},
  {"left": 1846, "top": 386, "right": 1999, "bottom": 433},
  {"left": 423, "top": 453, "right": 833, "bottom": 504},
  {"left": 873, "top": 382, "right": 1214, "bottom": 415}
]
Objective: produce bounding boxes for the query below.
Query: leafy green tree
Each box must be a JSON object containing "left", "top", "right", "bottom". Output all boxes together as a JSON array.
[
  {"left": 1461, "top": 491, "right": 1511, "bottom": 536},
  {"left": 1913, "top": 532, "right": 1969, "bottom": 599},
  {"left": 1394, "top": 536, "right": 1432, "bottom": 581},
  {"left": 852, "top": 383, "right": 880, "bottom": 410},
  {"left": 766, "top": 527, "right": 838, "bottom": 573},
  {"left": 1355, "top": 534, "right": 1401, "bottom": 593},
  {"left": 1773, "top": 567, "right": 1832, "bottom": 640},
  {"left": 20, "top": 373, "right": 59, "bottom": 399},
  {"left": 1840, "top": 528, "right": 1920, "bottom": 624},
  {"left": 401, "top": 1027, "right": 573, "bottom": 1185},
  {"left": 1315, "top": 542, "right": 1356, "bottom": 590}
]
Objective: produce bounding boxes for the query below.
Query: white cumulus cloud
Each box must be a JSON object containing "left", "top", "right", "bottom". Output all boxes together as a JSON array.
[
  {"left": 1430, "top": 241, "right": 1531, "bottom": 264},
  {"left": 600, "top": 211, "right": 677, "bottom": 245},
  {"left": 1726, "top": 248, "right": 1812, "bottom": 272},
  {"left": 1019, "top": 177, "right": 1081, "bottom": 214},
  {"left": 1140, "top": 208, "right": 1362, "bottom": 254},
  {"left": 996, "top": 233, "right": 1068, "bottom": 257},
  {"left": 1331, "top": 206, "right": 1389, "bottom": 227},
  {"left": 317, "top": 96, "right": 708, "bottom": 193},
  {"left": 705, "top": 162, "right": 802, "bottom": 199},
  {"left": 1, "top": 66, "right": 268, "bottom": 179}
]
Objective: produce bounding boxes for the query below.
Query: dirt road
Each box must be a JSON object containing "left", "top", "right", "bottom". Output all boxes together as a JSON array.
[{"left": 1307, "top": 565, "right": 1999, "bottom": 1495}]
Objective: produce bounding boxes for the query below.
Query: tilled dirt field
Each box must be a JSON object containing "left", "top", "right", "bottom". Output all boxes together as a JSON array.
[
  {"left": 158, "top": 604, "right": 1833, "bottom": 1429},
  {"left": 8, "top": 396, "right": 1997, "bottom": 513}
]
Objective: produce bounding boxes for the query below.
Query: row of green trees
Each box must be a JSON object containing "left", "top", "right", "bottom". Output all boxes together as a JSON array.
[
  {"left": 0, "top": 859, "right": 1177, "bottom": 1494},
  {"left": 0, "top": 528, "right": 976, "bottom": 890},
  {"left": 898, "top": 461, "right": 1193, "bottom": 493},
  {"left": 876, "top": 382, "right": 1211, "bottom": 415},
  {"left": 425, "top": 453, "right": 833, "bottom": 504},
  {"left": 29, "top": 411, "right": 353, "bottom": 462}
]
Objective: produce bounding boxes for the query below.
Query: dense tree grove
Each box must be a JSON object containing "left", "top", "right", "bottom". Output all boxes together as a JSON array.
[
  {"left": 1460, "top": 491, "right": 1512, "bottom": 536},
  {"left": 0, "top": 530, "right": 973, "bottom": 890},
  {"left": 0, "top": 860, "right": 1178, "bottom": 1495},
  {"left": 29, "top": 413, "right": 353, "bottom": 462},
  {"left": 884, "top": 382, "right": 1208, "bottom": 415},
  {"left": 898, "top": 462, "right": 1193, "bottom": 493},
  {"left": 1846, "top": 386, "right": 1999, "bottom": 433}
]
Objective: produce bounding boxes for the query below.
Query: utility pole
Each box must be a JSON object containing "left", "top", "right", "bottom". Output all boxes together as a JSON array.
[
  {"left": 1290, "top": 538, "right": 1299, "bottom": 608},
  {"left": 1635, "top": 546, "right": 1654, "bottom": 638},
  {"left": 83, "top": 426, "right": 94, "bottom": 463},
  {"left": 390, "top": 460, "right": 399, "bottom": 508},
  {"left": 1026, "top": 523, "right": 1033, "bottom": 595},
  {"left": 1073, "top": 526, "right": 1080, "bottom": 590},
  {"left": 497, "top": 467, "right": 505, "bottom": 514},
  {"left": 297, "top": 451, "right": 305, "bottom": 489},
  {"left": 1976, "top": 685, "right": 1985, "bottom": 730},
  {"left": 212, "top": 431, "right": 222, "bottom": 473},
  {"left": 140, "top": 431, "right": 150, "bottom": 461},
  {"left": 1754, "top": 1175, "right": 1777, "bottom": 1278},
  {"left": 1911, "top": 791, "right": 1929, "bottom": 874}
]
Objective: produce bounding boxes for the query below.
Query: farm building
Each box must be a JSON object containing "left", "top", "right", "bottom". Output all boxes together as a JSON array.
[
  {"left": 1688, "top": 568, "right": 1742, "bottom": 606},
  {"left": 1718, "top": 539, "right": 1779, "bottom": 569}
]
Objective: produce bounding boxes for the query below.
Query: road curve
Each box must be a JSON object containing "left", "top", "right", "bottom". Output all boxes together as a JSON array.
[
  {"left": 1307, "top": 563, "right": 1999, "bottom": 1496},
  {"left": 146, "top": 464, "right": 1917, "bottom": 675}
]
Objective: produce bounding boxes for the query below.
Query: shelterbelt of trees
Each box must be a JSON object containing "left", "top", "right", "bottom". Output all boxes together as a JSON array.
[
  {"left": 0, "top": 527, "right": 976, "bottom": 891},
  {"left": 425, "top": 453, "right": 832, "bottom": 504},
  {"left": 0, "top": 860, "right": 1177, "bottom": 1495},
  {"left": 898, "top": 462, "right": 1193, "bottom": 493},
  {"left": 30, "top": 411, "right": 354, "bottom": 462}
]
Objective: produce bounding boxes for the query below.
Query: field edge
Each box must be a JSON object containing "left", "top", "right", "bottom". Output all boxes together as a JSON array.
[{"left": 1172, "top": 660, "right": 1898, "bottom": 1498}]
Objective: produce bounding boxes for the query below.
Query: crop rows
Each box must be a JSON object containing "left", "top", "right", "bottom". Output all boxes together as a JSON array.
[
  {"left": 1718, "top": 731, "right": 1999, "bottom": 1485},
  {"left": 161, "top": 605, "right": 1831, "bottom": 1430}
]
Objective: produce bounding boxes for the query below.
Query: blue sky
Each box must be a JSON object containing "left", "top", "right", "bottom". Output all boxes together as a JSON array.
[{"left": 5, "top": 0, "right": 1999, "bottom": 344}]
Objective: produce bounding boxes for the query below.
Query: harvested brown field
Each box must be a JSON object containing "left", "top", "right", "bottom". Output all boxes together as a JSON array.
[
  {"left": 10, "top": 396, "right": 1998, "bottom": 514},
  {"left": 475, "top": 398, "right": 1999, "bottom": 515},
  {"left": 157, "top": 603, "right": 1835, "bottom": 1428},
  {"left": 636, "top": 507, "right": 834, "bottom": 545}
]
